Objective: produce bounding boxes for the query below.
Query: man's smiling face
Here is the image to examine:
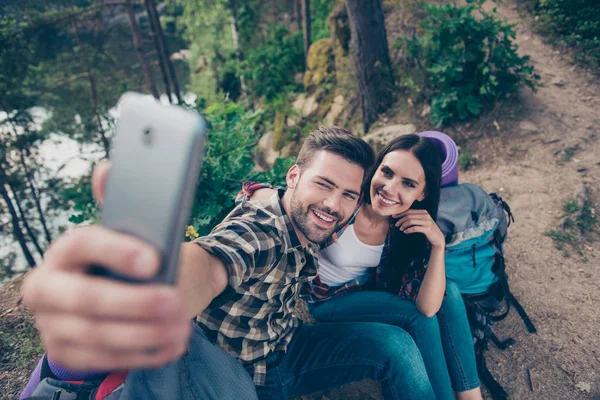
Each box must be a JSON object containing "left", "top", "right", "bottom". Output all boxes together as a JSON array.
[{"left": 287, "top": 150, "right": 364, "bottom": 245}]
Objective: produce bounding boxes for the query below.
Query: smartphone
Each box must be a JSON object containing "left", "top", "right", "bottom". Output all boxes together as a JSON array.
[{"left": 90, "top": 93, "right": 207, "bottom": 284}]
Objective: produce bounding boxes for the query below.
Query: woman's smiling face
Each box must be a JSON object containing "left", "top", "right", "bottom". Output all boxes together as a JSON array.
[{"left": 369, "top": 149, "right": 427, "bottom": 217}]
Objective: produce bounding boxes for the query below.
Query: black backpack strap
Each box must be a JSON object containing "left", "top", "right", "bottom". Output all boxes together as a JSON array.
[
  {"left": 40, "top": 355, "right": 58, "bottom": 380},
  {"left": 507, "top": 291, "right": 537, "bottom": 334},
  {"left": 463, "top": 283, "right": 510, "bottom": 323},
  {"left": 476, "top": 349, "right": 509, "bottom": 400},
  {"left": 481, "top": 322, "right": 515, "bottom": 350},
  {"left": 490, "top": 193, "right": 515, "bottom": 227},
  {"left": 494, "top": 248, "right": 537, "bottom": 334},
  {"left": 469, "top": 316, "right": 515, "bottom": 350}
]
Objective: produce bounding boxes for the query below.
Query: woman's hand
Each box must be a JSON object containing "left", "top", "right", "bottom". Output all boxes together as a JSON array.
[
  {"left": 393, "top": 209, "right": 445, "bottom": 248},
  {"left": 249, "top": 188, "right": 277, "bottom": 203}
]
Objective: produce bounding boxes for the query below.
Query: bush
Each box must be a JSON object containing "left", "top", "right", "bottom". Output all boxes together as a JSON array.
[
  {"left": 244, "top": 25, "right": 305, "bottom": 102},
  {"left": 458, "top": 150, "right": 476, "bottom": 171},
  {"left": 190, "top": 100, "right": 294, "bottom": 235},
  {"left": 534, "top": 0, "right": 600, "bottom": 70},
  {"left": 311, "top": 0, "right": 336, "bottom": 42},
  {"left": 399, "top": 0, "right": 539, "bottom": 127},
  {"left": 544, "top": 193, "right": 598, "bottom": 259}
]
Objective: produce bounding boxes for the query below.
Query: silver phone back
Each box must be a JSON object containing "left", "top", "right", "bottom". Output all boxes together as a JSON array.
[{"left": 101, "top": 94, "right": 207, "bottom": 283}]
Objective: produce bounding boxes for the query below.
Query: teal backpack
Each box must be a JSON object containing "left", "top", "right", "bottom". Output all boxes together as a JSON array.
[{"left": 437, "top": 183, "right": 536, "bottom": 400}]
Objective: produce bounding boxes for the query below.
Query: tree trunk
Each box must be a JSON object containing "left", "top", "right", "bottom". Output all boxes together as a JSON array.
[
  {"left": 296, "top": 0, "right": 303, "bottom": 34},
  {"left": 302, "top": 0, "right": 311, "bottom": 63},
  {"left": 1, "top": 109, "right": 55, "bottom": 245},
  {"left": 288, "top": 0, "right": 299, "bottom": 31},
  {"left": 147, "top": 0, "right": 182, "bottom": 104},
  {"left": 229, "top": 0, "right": 247, "bottom": 98},
  {"left": 71, "top": 17, "right": 111, "bottom": 158},
  {"left": 19, "top": 149, "right": 53, "bottom": 245},
  {"left": 87, "top": 73, "right": 111, "bottom": 158},
  {"left": 8, "top": 182, "right": 45, "bottom": 259},
  {"left": 0, "top": 172, "right": 36, "bottom": 268},
  {"left": 125, "top": 0, "right": 160, "bottom": 100},
  {"left": 144, "top": 0, "right": 173, "bottom": 103},
  {"left": 345, "top": 0, "right": 395, "bottom": 133}
]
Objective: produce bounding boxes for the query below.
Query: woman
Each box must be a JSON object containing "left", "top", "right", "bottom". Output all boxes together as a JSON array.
[{"left": 246, "top": 134, "right": 481, "bottom": 400}]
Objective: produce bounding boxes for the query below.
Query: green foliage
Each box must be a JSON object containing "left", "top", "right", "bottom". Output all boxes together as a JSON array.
[
  {"left": 256, "top": 157, "right": 295, "bottom": 187},
  {"left": 0, "top": 15, "right": 41, "bottom": 111},
  {"left": 0, "top": 253, "right": 17, "bottom": 284},
  {"left": 399, "top": 0, "right": 539, "bottom": 127},
  {"left": 561, "top": 145, "right": 579, "bottom": 163},
  {"left": 190, "top": 100, "right": 294, "bottom": 236},
  {"left": 458, "top": 149, "right": 476, "bottom": 171},
  {"left": 544, "top": 194, "right": 598, "bottom": 259},
  {"left": 311, "top": 0, "right": 335, "bottom": 42},
  {"left": 0, "top": 318, "right": 44, "bottom": 373},
  {"left": 181, "top": 0, "right": 236, "bottom": 103},
  {"left": 62, "top": 171, "right": 98, "bottom": 225},
  {"left": 534, "top": 0, "right": 600, "bottom": 71},
  {"left": 244, "top": 25, "right": 305, "bottom": 102}
]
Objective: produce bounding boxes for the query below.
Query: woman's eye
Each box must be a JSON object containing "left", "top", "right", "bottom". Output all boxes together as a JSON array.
[
  {"left": 404, "top": 181, "right": 415, "bottom": 188},
  {"left": 382, "top": 169, "right": 392, "bottom": 177}
]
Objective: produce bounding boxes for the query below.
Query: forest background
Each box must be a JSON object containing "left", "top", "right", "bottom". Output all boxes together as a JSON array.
[{"left": 1, "top": 0, "right": 599, "bottom": 398}]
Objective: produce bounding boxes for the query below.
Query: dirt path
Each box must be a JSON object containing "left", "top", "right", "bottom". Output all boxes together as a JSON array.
[
  {"left": 310, "top": 1, "right": 600, "bottom": 398},
  {"left": 457, "top": 1, "right": 600, "bottom": 399}
]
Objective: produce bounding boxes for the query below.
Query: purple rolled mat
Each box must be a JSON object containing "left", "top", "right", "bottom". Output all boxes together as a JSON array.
[
  {"left": 418, "top": 131, "right": 459, "bottom": 188},
  {"left": 19, "top": 356, "right": 107, "bottom": 399}
]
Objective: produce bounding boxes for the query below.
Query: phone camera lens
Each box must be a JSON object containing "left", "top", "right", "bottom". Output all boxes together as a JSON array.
[{"left": 142, "top": 127, "right": 153, "bottom": 146}]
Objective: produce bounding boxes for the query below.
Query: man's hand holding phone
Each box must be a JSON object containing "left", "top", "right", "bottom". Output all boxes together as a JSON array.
[{"left": 23, "top": 161, "right": 192, "bottom": 371}]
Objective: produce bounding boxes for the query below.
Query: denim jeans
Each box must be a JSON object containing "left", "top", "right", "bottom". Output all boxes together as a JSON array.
[
  {"left": 250, "top": 321, "right": 436, "bottom": 400},
  {"left": 309, "top": 281, "right": 480, "bottom": 400},
  {"left": 121, "top": 323, "right": 259, "bottom": 400},
  {"left": 121, "top": 321, "right": 435, "bottom": 400}
]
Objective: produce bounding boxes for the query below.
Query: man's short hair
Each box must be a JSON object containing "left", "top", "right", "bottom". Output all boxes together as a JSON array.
[{"left": 296, "top": 126, "right": 375, "bottom": 174}]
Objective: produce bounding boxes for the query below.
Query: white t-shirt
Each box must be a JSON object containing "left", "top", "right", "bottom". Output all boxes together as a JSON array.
[{"left": 318, "top": 225, "right": 384, "bottom": 287}]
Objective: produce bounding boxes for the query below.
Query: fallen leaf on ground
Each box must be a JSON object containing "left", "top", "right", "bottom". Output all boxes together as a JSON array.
[{"left": 575, "top": 382, "right": 591, "bottom": 393}]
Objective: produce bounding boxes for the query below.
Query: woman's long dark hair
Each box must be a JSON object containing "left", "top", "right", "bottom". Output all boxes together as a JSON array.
[{"left": 362, "top": 134, "right": 442, "bottom": 293}]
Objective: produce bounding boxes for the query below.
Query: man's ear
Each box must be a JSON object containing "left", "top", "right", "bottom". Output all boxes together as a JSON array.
[{"left": 286, "top": 165, "right": 301, "bottom": 189}]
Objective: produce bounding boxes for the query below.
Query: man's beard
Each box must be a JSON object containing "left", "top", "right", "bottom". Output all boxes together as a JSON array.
[{"left": 289, "top": 191, "right": 342, "bottom": 245}]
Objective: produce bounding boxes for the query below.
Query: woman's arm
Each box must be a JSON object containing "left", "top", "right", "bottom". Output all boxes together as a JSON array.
[
  {"left": 414, "top": 245, "right": 446, "bottom": 317},
  {"left": 249, "top": 188, "right": 277, "bottom": 203},
  {"left": 236, "top": 182, "right": 278, "bottom": 204},
  {"left": 395, "top": 209, "right": 446, "bottom": 317}
]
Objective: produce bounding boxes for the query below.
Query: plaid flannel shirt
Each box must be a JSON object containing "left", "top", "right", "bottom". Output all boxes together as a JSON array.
[
  {"left": 195, "top": 188, "right": 320, "bottom": 386},
  {"left": 237, "top": 182, "right": 426, "bottom": 304}
]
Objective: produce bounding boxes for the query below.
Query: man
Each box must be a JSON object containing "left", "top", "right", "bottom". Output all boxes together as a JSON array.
[{"left": 23, "top": 127, "right": 435, "bottom": 399}]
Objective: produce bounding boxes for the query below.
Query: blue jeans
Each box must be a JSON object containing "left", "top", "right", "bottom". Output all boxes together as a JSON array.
[
  {"left": 309, "top": 281, "right": 480, "bottom": 400},
  {"left": 121, "top": 322, "right": 435, "bottom": 400},
  {"left": 121, "top": 323, "right": 258, "bottom": 399},
  {"left": 251, "top": 322, "right": 435, "bottom": 400}
]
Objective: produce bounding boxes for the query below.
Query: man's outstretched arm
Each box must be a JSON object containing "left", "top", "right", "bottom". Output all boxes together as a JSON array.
[{"left": 23, "top": 161, "right": 229, "bottom": 372}]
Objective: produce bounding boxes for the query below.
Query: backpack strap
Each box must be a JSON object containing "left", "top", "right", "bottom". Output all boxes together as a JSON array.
[
  {"left": 24, "top": 356, "right": 122, "bottom": 400},
  {"left": 507, "top": 291, "right": 538, "bottom": 334},
  {"left": 95, "top": 371, "right": 127, "bottom": 400},
  {"left": 493, "top": 237, "right": 537, "bottom": 334},
  {"left": 476, "top": 349, "right": 509, "bottom": 400},
  {"left": 490, "top": 193, "right": 514, "bottom": 227}
]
